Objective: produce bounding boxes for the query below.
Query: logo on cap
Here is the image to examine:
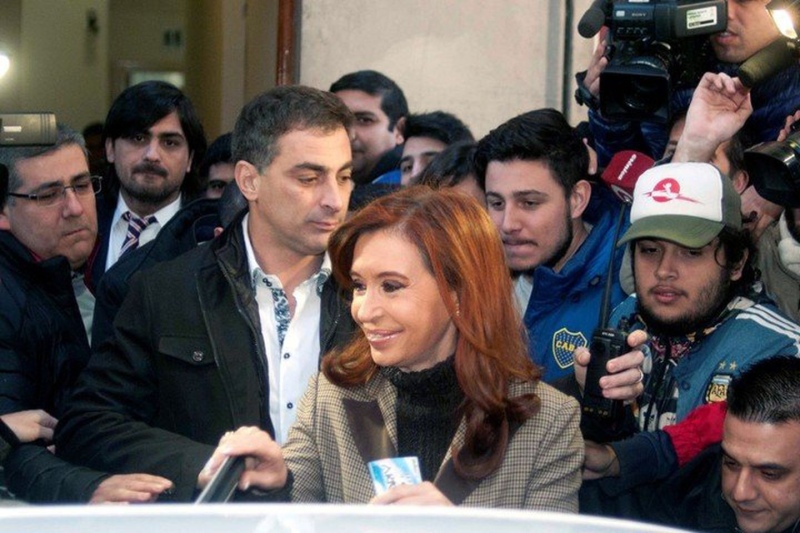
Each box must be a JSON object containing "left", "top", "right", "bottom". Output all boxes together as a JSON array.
[{"left": 643, "top": 178, "right": 701, "bottom": 204}]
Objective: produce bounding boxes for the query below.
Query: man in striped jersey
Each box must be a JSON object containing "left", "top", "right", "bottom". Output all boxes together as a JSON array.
[{"left": 577, "top": 162, "right": 800, "bottom": 518}]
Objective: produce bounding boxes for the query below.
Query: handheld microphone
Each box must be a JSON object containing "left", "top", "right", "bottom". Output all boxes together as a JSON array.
[
  {"left": 578, "top": 0, "right": 608, "bottom": 39},
  {"left": 600, "top": 150, "right": 656, "bottom": 203},
  {"left": 581, "top": 150, "right": 653, "bottom": 443},
  {"left": 738, "top": 38, "right": 796, "bottom": 88}
]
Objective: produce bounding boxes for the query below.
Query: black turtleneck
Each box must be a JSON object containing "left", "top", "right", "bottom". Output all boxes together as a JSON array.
[{"left": 380, "top": 357, "right": 464, "bottom": 481}]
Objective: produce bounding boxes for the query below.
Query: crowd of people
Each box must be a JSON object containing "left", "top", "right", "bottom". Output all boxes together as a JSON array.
[{"left": 2, "top": 1, "right": 800, "bottom": 531}]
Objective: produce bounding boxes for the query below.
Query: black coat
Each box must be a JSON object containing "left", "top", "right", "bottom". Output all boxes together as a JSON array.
[
  {"left": 0, "top": 231, "right": 108, "bottom": 501},
  {"left": 86, "top": 189, "right": 117, "bottom": 295},
  {"left": 642, "top": 444, "right": 797, "bottom": 533},
  {"left": 55, "top": 210, "right": 356, "bottom": 501},
  {"left": 91, "top": 198, "right": 221, "bottom": 351}
]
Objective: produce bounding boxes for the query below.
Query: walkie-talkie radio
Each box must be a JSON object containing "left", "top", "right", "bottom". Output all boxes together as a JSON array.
[
  {"left": 580, "top": 199, "right": 631, "bottom": 442},
  {"left": 582, "top": 326, "right": 628, "bottom": 419},
  {"left": 580, "top": 150, "right": 653, "bottom": 442}
]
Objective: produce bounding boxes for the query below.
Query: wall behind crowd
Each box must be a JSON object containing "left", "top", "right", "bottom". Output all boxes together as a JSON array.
[
  {"left": 300, "top": 0, "right": 596, "bottom": 137},
  {"left": 0, "top": 0, "right": 597, "bottom": 137},
  {"left": 0, "top": 0, "right": 110, "bottom": 130}
]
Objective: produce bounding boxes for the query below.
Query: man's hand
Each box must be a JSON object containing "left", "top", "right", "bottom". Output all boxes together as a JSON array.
[
  {"left": 89, "top": 473, "right": 174, "bottom": 504},
  {"left": 582, "top": 27, "right": 610, "bottom": 99},
  {"left": 574, "top": 330, "right": 647, "bottom": 401},
  {"left": 583, "top": 441, "right": 620, "bottom": 480},
  {"left": 741, "top": 186, "right": 783, "bottom": 242},
  {"left": 673, "top": 72, "right": 752, "bottom": 163},
  {"left": 370, "top": 481, "right": 454, "bottom": 506},
  {"left": 198, "top": 426, "right": 287, "bottom": 492},
  {"left": 0, "top": 410, "right": 58, "bottom": 443},
  {"left": 777, "top": 110, "right": 800, "bottom": 142}
]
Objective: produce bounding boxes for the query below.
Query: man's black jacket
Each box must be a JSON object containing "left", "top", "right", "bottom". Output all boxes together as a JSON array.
[
  {"left": 91, "top": 198, "right": 220, "bottom": 350},
  {"left": 0, "top": 231, "right": 108, "bottom": 501},
  {"left": 55, "top": 209, "right": 355, "bottom": 501}
]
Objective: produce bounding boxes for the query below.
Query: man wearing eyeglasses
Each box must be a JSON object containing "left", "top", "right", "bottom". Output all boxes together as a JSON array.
[{"left": 0, "top": 125, "right": 173, "bottom": 503}]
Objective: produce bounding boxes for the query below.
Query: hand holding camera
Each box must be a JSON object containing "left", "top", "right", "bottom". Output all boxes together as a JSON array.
[{"left": 576, "top": 0, "right": 727, "bottom": 123}]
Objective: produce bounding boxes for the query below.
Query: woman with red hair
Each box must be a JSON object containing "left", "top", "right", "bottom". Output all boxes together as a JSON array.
[{"left": 201, "top": 186, "right": 582, "bottom": 510}]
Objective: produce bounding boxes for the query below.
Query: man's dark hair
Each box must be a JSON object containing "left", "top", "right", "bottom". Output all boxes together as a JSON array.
[
  {"left": 0, "top": 124, "right": 86, "bottom": 210},
  {"left": 715, "top": 225, "right": 757, "bottom": 295},
  {"left": 403, "top": 111, "right": 474, "bottom": 146},
  {"left": 232, "top": 85, "right": 354, "bottom": 172},
  {"left": 724, "top": 127, "right": 755, "bottom": 180},
  {"left": 329, "top": 70, "right": 408, "bottom": 130},
  {"left": 103, "top": 81, "right": 207, "bottom": 201},
  {"left": 474, "top": 108, "right": 588, "bottom": 194},
  {"left": 218, "top": 181, "right": 247, "bottom": 229},
  {"left": 82, "top": 121, "right": 104, "bottom": 139},
  {"left": 728, "top": 356, "right": 800, "bottom": 425},
  {"left": 415, "top": 141, "right": 477, "bottom": 188},
  {"left": 198, "top": 132, "right": 232, "bottom": 179}
]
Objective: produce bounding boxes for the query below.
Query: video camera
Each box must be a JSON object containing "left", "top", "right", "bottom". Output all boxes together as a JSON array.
[
  {"left": 578, "top": 0, "right": 727, "bottom": 124},
  {"left": 0, "top": 113, "right": 58, "bottom": 206},
  {"left": 745, "top": 120, "right": 800, "bottom": 208}
]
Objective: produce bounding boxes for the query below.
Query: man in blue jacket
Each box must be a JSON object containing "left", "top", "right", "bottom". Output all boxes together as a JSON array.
[
  {"left": 474, "top": 108, "right": 627, "bottom": 382},
  {"left": 578, "top": 162, "right": 800, "bottom": 519}
]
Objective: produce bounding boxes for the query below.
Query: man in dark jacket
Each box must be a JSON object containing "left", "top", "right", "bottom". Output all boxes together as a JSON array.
[
  {"left": 644, "top": 356, "right": 800, "bottom": 533},
  {"left": 90, "top": 197, "right": 220, "bottom": 351},
  {"left": 0, "top": 125, "right": 172, "bottom": 502},
  {"left": 56, "top": 85, "right": 358, "bottom": 501},
  {"left": 90, "top": 80, "right": 207, "bottom": 292},
  {"left": 92, "top": 182, "right": 247, "bottom": 350},
  {"left": 330, "top": 70, "right": 407, "bottom": 185}
]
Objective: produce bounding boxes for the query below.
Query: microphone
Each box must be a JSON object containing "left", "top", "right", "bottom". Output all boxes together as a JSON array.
[
  {"left": 578, "top": 0, "right": 608, "bottom": 39},
  {"left": 738, "top": 38, "right": 796, "bottom": 88},
  {"left": 600, "top": 150, "right": 655, "bottom": 204}
]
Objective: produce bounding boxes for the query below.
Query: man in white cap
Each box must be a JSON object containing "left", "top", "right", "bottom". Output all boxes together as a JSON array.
[{"left": 577, "top": 161, "right": 800, "bottom": 519}]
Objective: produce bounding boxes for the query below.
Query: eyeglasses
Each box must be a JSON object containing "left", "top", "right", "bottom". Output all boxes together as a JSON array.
[{"left": 7, "top": 175, "right": 102, "bottom": 207}]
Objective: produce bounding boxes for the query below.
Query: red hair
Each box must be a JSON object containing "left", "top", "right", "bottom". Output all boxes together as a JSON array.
[{"left": 323, "top": 186, "right": 541, "bottom": 479}]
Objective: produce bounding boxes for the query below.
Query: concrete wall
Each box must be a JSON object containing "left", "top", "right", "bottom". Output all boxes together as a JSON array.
[
  {"left": 1, "top": 1, "right": 599, "bottom": 138},
  {"left": 1, "top": 0, "right": 110, "bottom": 131},
  {"left": 0, "top": 0, "right": 22, "bottom": 112},
  {"left": 298, "top": 0, "right": 597, "bottom": 138},
  {"left": 108, "top": 0, "right": 186, "bottom": 101},
  {"left": 185, "top": 0, "right": 278, "bottom": 140}
]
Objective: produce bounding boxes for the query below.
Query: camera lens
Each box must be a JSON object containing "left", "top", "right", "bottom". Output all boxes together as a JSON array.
[
  {"left": 745, "top": 131, "right": 800, "bottom": 207},
  {"left": 622, "top": 77, "right": 664, "bottom": 114}
]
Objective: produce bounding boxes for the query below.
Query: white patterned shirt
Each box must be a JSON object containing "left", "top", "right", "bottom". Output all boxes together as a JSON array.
[{"left": 242, "top": 214, "right": 330, "bottom": 444}]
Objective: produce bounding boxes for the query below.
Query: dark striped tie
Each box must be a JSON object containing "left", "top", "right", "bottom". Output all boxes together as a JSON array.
[{"left": 120, "top": 211, "right": 157, "bottom": 256}]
